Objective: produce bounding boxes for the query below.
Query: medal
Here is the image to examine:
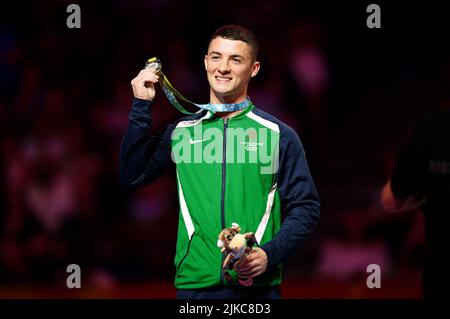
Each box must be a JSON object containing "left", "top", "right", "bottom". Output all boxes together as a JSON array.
[{"left": 144, "top": 57, "right": 162, "bottom": 74}]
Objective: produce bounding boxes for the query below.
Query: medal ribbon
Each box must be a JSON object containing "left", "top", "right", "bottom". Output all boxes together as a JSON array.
[{"left": 145, "top": 57, "right": 251, "bottom": 114}]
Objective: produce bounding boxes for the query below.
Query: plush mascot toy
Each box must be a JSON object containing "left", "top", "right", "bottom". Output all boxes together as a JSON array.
[{"left": 217, "top": 223, "right": 257, "bottom": 286}]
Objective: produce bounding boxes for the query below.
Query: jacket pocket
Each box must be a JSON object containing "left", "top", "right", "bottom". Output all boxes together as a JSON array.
[{"left": 176, "top": 231, "right": 195, "bottom": 273}]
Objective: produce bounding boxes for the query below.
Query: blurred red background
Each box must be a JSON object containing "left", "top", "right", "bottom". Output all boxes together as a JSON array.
[{"left": 1, "top": 0, "right": 448, "bottom": 298}]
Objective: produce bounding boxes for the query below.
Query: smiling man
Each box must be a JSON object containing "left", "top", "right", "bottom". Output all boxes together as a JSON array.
[
  {"left": 204, "top": 31, "right": 260, "bottom": 107},
  {"left": 120, "top": 25, "right": 320, "bottom": 299}
]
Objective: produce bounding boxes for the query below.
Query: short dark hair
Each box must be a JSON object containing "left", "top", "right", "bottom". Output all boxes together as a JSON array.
[{"left": 209, "top": 25, "right": 259, "bottom": 61}]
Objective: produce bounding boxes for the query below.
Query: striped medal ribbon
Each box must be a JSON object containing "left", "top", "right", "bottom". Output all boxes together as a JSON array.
[{"left": 144, "top": 57, "right": 251, "bottom": 114}]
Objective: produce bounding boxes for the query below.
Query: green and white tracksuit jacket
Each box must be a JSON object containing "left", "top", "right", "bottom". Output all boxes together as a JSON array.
[{"left": 120, "top": 98, "right": 320, "bottom": 289}]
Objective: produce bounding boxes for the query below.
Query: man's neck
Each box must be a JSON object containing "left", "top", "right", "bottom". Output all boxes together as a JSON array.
[
  {"left": 210, "top": 92, "right": 248, "bottom": 119},
  {"left": 214, "top": 109, "right": 246, "bottom": 120}
]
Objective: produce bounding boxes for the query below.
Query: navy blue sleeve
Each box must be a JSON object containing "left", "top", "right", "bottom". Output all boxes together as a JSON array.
[
  {"left": 119, "top": 97, "right": 175, "bottom": 188},
  {"left": 261, "top": 125, "right": 320, "bottom": 270}
]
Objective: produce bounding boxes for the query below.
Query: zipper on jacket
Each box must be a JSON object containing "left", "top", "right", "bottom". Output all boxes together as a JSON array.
[
  {"left": 177, "top": 232, "right": 195, "bottom": 273},
  {"left": 221, "top": 119, "right": 228, "bottom": 230},
  {"left": 220, "top": 118, "right": 228, "bottom": 284}
]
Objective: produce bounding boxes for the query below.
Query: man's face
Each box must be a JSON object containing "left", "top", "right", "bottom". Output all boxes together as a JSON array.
[{"left": 204, "top": 37, "right": 260, "bottom": 102}]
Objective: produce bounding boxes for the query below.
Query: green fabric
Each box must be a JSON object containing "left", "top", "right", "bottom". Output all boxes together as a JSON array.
[{"left": 171, "top": 105, "right": 282, "bottom": 289}]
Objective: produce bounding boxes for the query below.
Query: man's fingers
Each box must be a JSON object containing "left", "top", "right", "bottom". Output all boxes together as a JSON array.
[
  {"left": 244, "top": 251, "right": 258, "bottom": 261},
  {"left": 236, "top": 248, "right": 268, "bottom": 278},
  {"left": 237, "top": 255, "right": 254, "bottom": 270},
  {"left": 237, "top": 260, "right": 248, "bottom": 269},
  {"left": 131, "top": 71, "right": 159, "bottom": 100},
  {"left": 238, "top": 266, "right": 262, "bottom": 278},
  {"left": 139, "top": 68, "right": 160, "bottom": 78},
  {"left": 140, "top": 74, "right": 159, "bottom": 84},
  {"left": 237, "top": 260, "right": 257, "bottom": 273},
  {"left": 134, "top": 70, "right": 159, "bottom": 83},
  {"left": 237, "top": 250, "right": 262, "bottom": 270}
]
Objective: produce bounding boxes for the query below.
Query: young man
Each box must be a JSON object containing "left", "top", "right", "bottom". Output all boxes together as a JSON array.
[{"left": 120, "top": 25, "right": 320, "bottom": 299}]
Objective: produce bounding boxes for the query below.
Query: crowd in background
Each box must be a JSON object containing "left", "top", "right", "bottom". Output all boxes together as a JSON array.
[{"left": 1, "top": 0, "right": 449, "bottom": 297}]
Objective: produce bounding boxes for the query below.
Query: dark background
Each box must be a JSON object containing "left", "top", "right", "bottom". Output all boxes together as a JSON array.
[{"left": 1, "top": 0, "right": 449, "bottom": 298}]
